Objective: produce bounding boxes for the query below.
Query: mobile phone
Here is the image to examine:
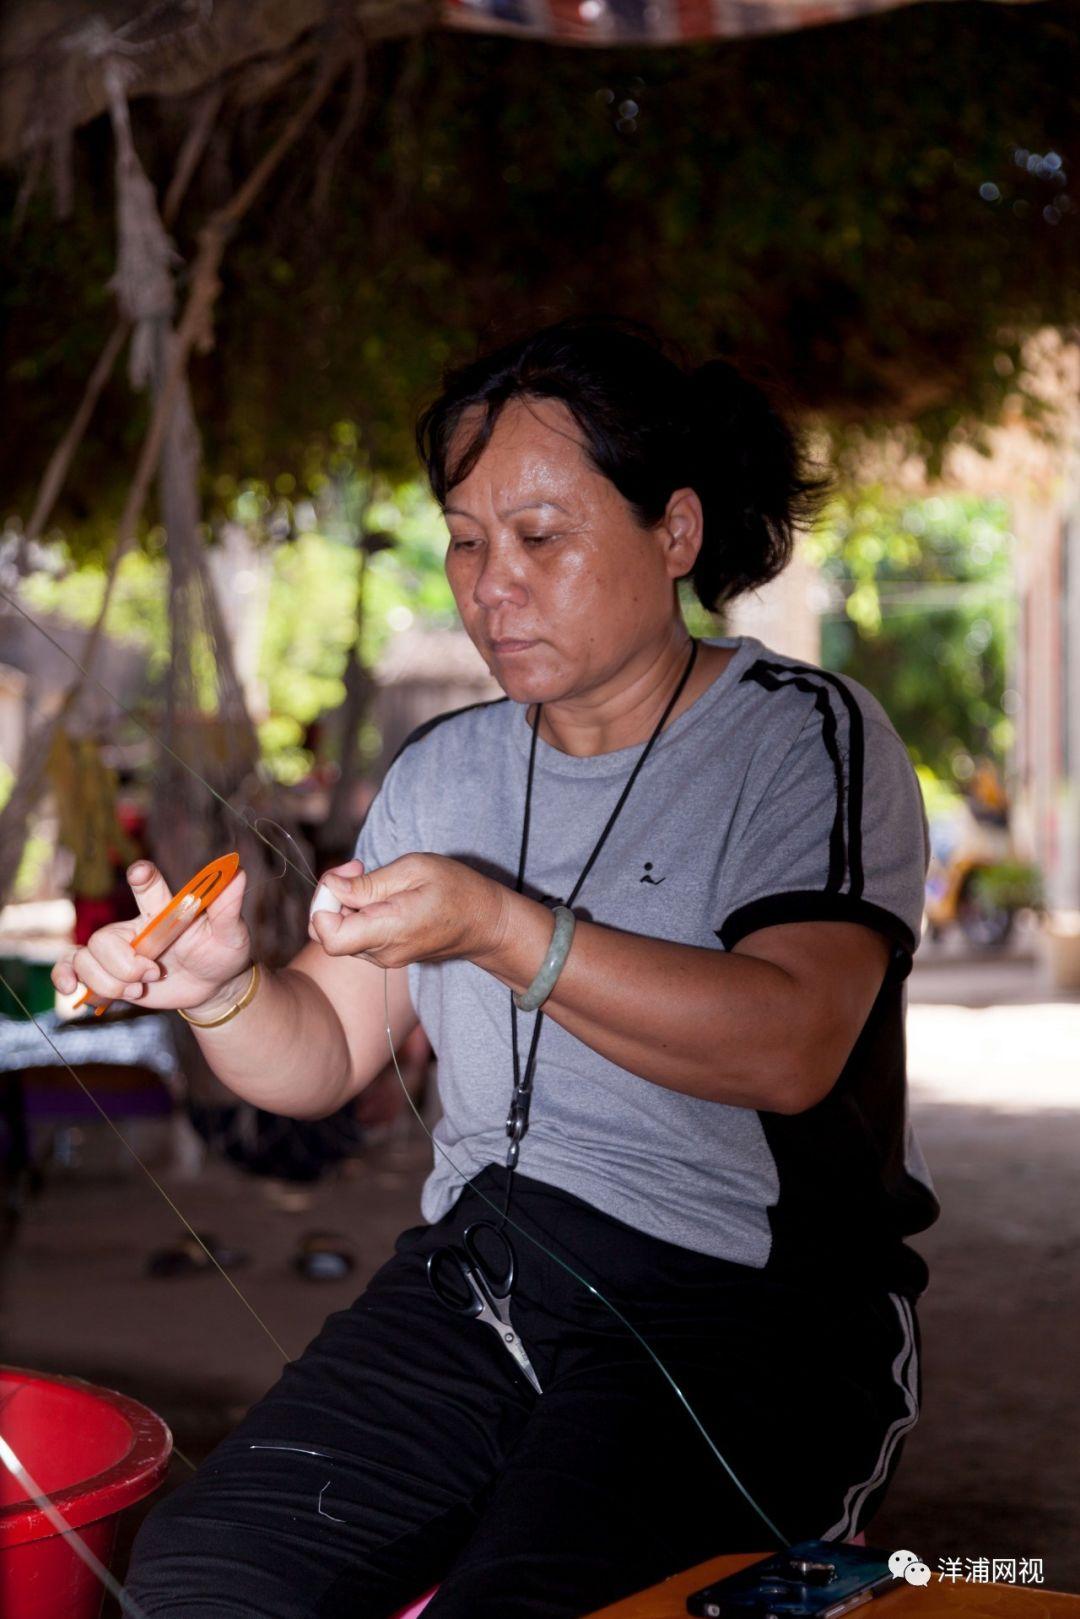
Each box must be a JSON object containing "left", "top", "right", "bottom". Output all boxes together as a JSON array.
[{"left": 686, "top": 1540, "right": 896, "bottom": 1619}]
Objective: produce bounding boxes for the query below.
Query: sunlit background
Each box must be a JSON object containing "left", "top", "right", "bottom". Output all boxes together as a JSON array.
[{"left": 1, "top": 0, "right": 1078, "bottom": 1608}]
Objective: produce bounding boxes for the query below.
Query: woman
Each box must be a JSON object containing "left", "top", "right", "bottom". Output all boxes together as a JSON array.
[{"left": 58, "top": 317, "right": 938, "bottom": 1619}]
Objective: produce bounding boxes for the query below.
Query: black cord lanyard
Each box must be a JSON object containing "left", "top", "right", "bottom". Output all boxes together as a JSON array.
[{"left": 501, "top": 637, "right": 701, "bottom": 1221}]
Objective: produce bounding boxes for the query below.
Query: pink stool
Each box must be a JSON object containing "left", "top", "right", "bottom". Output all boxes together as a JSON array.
[
  {"left": 387, "top": 1534, "right": 867, "bottom": 1616},
  {"left": 390, "top": 1591, "right": 438, "bottom": 1619}
]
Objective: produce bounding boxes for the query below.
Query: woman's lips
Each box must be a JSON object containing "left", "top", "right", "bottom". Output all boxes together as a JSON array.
[{"left": 491, "top": 639, "right": 537, "bottom": 654}]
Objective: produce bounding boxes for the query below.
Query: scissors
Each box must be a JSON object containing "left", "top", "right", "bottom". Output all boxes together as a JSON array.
[
  {"left": 73, "top": 852, "right": 240, "bottom": 1016},
  {"left": 426, "top": 1222, "right": 543, "bottom": 1395}
]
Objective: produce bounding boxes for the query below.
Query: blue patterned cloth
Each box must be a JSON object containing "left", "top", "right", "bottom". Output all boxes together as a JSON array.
[{"left": 0, "top": 1009, "right": 180, "bottom": 1079}]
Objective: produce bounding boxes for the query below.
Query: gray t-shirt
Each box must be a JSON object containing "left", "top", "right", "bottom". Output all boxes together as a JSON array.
[{"left": 354, "top": 634, "right": 939, "bottom": 1293}]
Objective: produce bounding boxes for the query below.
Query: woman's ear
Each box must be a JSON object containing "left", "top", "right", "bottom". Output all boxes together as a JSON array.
[{"left": 657, "top": 487, "right": 704, "bottom": 579}]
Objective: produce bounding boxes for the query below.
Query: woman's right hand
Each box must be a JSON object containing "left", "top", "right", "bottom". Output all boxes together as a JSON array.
[{"left": 51, "top": 861, "right": 253, "bottom": 1015}]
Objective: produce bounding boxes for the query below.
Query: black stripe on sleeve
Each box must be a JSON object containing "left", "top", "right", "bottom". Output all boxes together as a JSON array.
[
  {"left": 825, "top": 672, "right": 866, "bottom": 898},
  {"left": 741, "top": 662, "right": 847, "bottom": 892},
  {"left": 716, "top": 890, "right": 917, "bottom": 976},
  {"left": 755, "top": 660, "right": 867, "bottom": 899}
]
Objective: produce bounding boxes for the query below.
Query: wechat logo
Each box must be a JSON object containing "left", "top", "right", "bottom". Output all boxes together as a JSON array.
[{"left": 889, "top": 1550, "right": 932, "bottom": 1587}]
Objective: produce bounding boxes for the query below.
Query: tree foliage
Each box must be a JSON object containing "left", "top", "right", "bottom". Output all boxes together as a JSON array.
[
  {"left": 14, "top": 468, "right": 458, "bottom": 783},
  {"left": 2, "top": 1, "right": 1078, "bottom": 541},
  {"left": 806, "top": 489, "right": 1014, "bottom": 782}
]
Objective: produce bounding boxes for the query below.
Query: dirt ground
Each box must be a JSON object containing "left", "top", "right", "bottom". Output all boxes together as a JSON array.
[{"left": 2, "top": 932, "right": 1078, "bottom": 1606}]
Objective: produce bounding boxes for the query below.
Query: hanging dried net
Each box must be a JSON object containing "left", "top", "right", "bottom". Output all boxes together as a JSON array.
[
  {"left": 144, "top": 382, "right": 313, "bottom": 974},
  {"left": 98, "top": 49, "right": 312, "bottom": 973}
]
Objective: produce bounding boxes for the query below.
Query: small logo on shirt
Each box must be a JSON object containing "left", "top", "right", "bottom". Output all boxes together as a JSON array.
[{"left": 639, "top": 862, "right": 666, "bottom": 886}]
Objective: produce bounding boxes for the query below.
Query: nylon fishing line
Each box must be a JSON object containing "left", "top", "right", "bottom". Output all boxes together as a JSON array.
[
  {"left": 239, "top": 814, "right": 319, "bottom": 887},
  {"left": 0, "top": 1430, "right": 150, "bottom": 1617},
  {"left": 0, "top": 969, "right": 292, "bottom": 1365},
  {"left": 378, "top": 973, "right": 789, "bottom": 1547},
  {"left": 6, "top": 956, "right": 787, "bottom": 1550},
  {"left": 0, "top": 1385, "right": 150, "bottom": 1618},
  {"left": 1, "top": 577, "right": 791, "bottom": 1570},
  {"left": 0, "top": 588, "right": 315, "bottom": 897}
]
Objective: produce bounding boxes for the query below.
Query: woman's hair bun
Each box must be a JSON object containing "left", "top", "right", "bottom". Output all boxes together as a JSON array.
[
  {"left": 416, "top": 316, "right": 833, "bottom": 613},
  {"left": 682, "top": 357, "right": 832, "bottom": 608}
]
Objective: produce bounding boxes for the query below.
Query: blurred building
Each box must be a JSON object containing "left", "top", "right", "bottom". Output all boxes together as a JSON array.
[
  {"left": 945, "top": 332, "right": 1080, "bottom": 929},
  {"left": 726, "top": 548, "right": 821, "bottom": 667},
  {"left": 373, "top": 626, "right": 501, "bottom": 770},
  {"left": 0, "top": 607, "right": 150, "bottom": 769},
  {"left": 370, "top": 545, "right": 826, "bottom": 773}
]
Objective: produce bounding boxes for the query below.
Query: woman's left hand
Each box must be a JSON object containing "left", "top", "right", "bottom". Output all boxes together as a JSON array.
[{"left": 308, "top": 855, "right": 508, "bottom": 970}]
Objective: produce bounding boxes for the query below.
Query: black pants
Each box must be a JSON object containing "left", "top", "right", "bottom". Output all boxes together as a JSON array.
[{"left": 126, "top": 1165, "right": 922, "bottom": 1619}]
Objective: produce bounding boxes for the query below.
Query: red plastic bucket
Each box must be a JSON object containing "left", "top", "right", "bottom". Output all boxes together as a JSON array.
[{"left": 0, "top": 1365, "right": 172, "bottom": 1619}]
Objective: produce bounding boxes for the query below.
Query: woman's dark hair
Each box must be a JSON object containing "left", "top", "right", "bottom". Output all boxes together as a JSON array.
[{"left": 415, "top": 315, "right": 833, "bottom": 612}]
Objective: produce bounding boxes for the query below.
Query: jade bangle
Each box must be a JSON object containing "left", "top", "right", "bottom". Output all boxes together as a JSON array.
[{"left": 513, "top": 905, "right": 577, "bottom": 1013}]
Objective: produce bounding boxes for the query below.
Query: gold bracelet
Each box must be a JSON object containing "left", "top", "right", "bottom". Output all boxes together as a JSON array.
[{"left": 178, "top": 963, "right": 261, "bottom": 1029}]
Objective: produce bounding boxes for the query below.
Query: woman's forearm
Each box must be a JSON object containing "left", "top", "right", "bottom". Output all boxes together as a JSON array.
[
  {"left": 474, "top": 889, "right": 824, "bottom": 1112},
  {"left": 309, "top": 854, "right": 885, "bottom": 1113},
  {"left": 184, "top": 964, "right": 355, "bottom": 1119}
]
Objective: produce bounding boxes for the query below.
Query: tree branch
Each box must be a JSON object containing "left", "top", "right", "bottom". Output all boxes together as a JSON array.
[
  {"left": 19, "top": 73, "right": 221, "bottom": 553},
  {"left": 313, "top": 37, "right": 367, "bottom": 221},
  {"left": 0, "top": 46, "right": 350, "bottom": 908},
  {"left": 161, "top": 79, "right": 224, "bottom": 224},
  {"left": 21, "top": 321, "right": 130, "bottom": 549}
]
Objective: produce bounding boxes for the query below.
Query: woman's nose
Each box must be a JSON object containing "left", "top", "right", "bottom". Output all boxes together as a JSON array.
[{"left": 473, "top": 546, "right": 528, "bottom": 609}]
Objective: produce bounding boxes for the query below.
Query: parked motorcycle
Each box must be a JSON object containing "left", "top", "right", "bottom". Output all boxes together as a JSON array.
[{"left": 923, "top": 762, "right": 1040, "bottom": 951}]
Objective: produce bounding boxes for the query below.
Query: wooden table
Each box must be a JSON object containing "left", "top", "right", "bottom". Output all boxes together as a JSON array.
[{"left": 585, "top": 1553, "right": 1080, "bottom": 1619}]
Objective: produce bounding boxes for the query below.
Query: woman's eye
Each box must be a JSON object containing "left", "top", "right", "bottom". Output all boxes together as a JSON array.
[{"left": 522, "top": 534, "right": 555, "bottom": 545}]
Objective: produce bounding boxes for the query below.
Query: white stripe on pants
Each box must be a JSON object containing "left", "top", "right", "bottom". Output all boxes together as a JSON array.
[{"left": 822, "top": 1292, "right": 920, "bottom": 1541}]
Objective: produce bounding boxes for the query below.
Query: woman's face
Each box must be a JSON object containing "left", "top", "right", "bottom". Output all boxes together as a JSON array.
[{"left": 441, "top": 396, "right": 701, "bottom": 705}]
